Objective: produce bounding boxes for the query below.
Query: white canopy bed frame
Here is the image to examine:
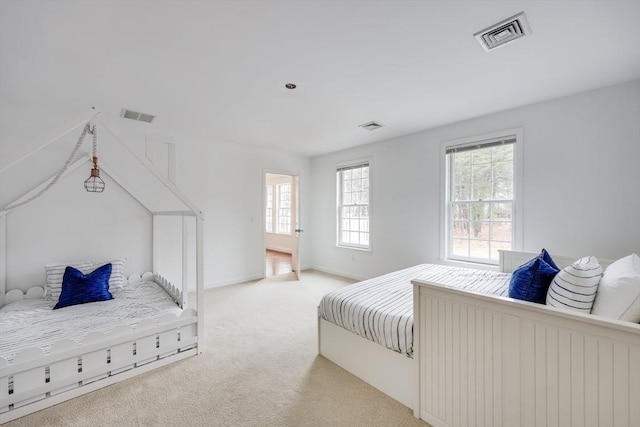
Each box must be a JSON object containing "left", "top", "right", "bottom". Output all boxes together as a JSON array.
[
  {"left": 318, "top": 250, "right": 640, "bottom": 427},
  {"left": 0, "top": 112, "right": 205, "bottom": 423}
]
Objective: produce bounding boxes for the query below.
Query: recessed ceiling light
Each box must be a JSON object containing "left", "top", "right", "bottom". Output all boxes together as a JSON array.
[
  {"left": 284, "top": 83, "right": 297, "bottom": 90},
  {"left": 359, "top": 121, "right": 384, "bottom": 131}
]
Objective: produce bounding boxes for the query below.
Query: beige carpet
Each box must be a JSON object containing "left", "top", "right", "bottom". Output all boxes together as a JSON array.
[{"left": 6, "top": 270, "right": 429, "bottom": 427}]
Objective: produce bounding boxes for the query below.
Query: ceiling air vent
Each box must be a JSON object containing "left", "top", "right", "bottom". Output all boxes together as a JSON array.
[
  {"left": 474, "top": 11, "right": 531, "bottom": 52},
  {"left": 121, "top": 109, "right": 156, "bottom": 123},
  {"left": 358, "top": 121, "right": 384, "bottom": 131}
]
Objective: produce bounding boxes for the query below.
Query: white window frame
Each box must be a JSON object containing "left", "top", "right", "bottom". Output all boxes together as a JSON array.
[
  {"left": 265, "top": 181, "right": 292, "bottom": 236},
  {"left": 440, "top": 128, "right": 523, "bottom": 265},
  {"left": 276, "top": 182, "right": 291, "bottom": 235},
  {"left": 265, "top": 186, "right": 273, "bottom": 233},
  {"left": 336, "top": 160, "right": 371, "bottom": 250}
]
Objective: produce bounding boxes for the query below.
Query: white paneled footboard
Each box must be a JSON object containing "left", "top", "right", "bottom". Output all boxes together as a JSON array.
[
  {"left": 0, "top": 309, "right": 198, "bottom": 424},
  {"left": 412, "top": 280, "right": 640, "bottom": 427}
]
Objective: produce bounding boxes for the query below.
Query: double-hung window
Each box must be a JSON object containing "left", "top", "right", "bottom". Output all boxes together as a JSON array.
[
  {"left": 444, "top": 131, "right": 520, "bottom": 264},
  {"left": 337, "top": 162, "right": 370, "bottom": 249},
  {"left": 276, "top": 183, "right": 291, "bottom": 234},
  {"left": 265, "top": 182, "right": 291, "bottom": 234},
  {"left": 265, "top": 186, "right": 274, "bottom": 233}
]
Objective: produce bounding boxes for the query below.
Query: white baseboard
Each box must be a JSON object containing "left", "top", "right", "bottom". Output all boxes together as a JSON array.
[
  {"left": 305, "top": 265, "right": 368, "bottom": 282},
  {"left": 206, "top": 273, "right": 264, "bottom": 288},
  {"left": 188, "top": 274, "right": 265, "bottom": 292},
  {"left": 186, "top": 265, "right": 357, "bottom": 292}
]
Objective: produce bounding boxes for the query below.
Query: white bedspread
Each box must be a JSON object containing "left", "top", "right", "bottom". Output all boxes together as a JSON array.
[
  {"left": 318, "top": 264, "right": 511, "bottom": 357},
  {"left": 0, "top": 280, "right": 182, "bottom": 363}
]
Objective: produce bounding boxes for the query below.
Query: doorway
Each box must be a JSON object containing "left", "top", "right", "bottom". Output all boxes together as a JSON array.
[{"left": 264, "top": 172, "right": 301, "bottom": 279}]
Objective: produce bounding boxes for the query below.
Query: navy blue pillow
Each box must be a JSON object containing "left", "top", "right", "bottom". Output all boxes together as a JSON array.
[
  {"left": 53, "top": 263, "right": 113, "bottom": 309},
  {"left": 508, "top": 249, "right": 560, "bottom": 304}
]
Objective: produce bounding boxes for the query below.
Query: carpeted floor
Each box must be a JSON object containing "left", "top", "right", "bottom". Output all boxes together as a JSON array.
[{"left": 5, "top": 270, "right": 429, "bottom": 427}]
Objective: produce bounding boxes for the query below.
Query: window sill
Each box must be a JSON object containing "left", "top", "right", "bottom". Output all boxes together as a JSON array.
[
  {"left": 336, "top": 245, "right": 372, "bottom": 253},
  {"left": 434, "top": 258, "right": 499, "bottom": 272}
]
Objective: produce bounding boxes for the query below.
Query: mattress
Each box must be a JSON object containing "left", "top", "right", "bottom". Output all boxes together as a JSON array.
[
  {"left": 0, "top": 280, "right": 182, "bottom": 363},
  {"left": 318, "top": 264, "right": 511, "bottom": 357}
]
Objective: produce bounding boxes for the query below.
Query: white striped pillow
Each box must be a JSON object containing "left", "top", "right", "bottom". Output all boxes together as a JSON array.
[
  {"left": 546, "top": 256, "right": 602, "bottom": 313},
  {"left": 45, "top": 259, "right": 126, "bottom": 302}
]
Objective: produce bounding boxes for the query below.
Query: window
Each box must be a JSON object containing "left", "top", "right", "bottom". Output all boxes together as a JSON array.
[
  {"left": 265, "top": 181, "right": 291, "bottom": 235},
  {"left": 265, "top": 186, "right": 273, "bottom": 233},
  {"left": 337, "top": 162, "right": 370, "bottom": 249},
  {"left": 276, "top": 183, "right": 291, "bottom": 234},
  {"left": 445, "top": 134, "right": 518, "bottom": 264}
]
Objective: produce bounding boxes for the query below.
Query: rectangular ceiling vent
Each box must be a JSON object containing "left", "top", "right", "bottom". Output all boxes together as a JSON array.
[
  {"left": 474, "top": 11, "right": 531, "bottom": 52},
  {"left": 121, "top": 108, "right": 156, "bottom": 123},
  {"left": 358, "top": 121, "right": 384, "bottom": 131}
]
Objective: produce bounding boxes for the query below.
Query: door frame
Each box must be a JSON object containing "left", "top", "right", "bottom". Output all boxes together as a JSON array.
[{"left": 262, "top": 169, "right": 301, "bottom": 279}]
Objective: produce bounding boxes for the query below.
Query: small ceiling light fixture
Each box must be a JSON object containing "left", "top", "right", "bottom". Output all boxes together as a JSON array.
[
  {"left": 284, "top": 83, "right": 297, "bottom": 90},
  {"left": 474, "top": 11, "right": 531, "bottom": 51},
  {"left": 358, "top": 121, "right": 384, "bottom": 131},
  {"left": 84, "top": 123, "right": 105, "bottom": 193}
]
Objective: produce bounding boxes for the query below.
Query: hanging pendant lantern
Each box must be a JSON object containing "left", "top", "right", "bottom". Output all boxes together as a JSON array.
[
  {"left": 84, "top": 156, "right": 105, "bottom": 192},
  {"left": 84, "top": 123, "right": 105, "bottom": 193}
]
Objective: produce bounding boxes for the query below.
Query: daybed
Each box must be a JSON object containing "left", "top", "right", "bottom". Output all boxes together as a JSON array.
[
  {"left": 318, "top": 250, "right": 640, "bottom": 427},
  {"left": 317, "top": 262, "right": 511, "bottom": 408}
]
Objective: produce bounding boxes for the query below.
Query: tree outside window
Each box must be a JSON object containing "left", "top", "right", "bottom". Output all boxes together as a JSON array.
[{"left": 448, "top": 140, "right": 515, "bottom": 263}]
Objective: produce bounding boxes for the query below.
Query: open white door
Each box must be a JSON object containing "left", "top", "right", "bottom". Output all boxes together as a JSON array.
[
  {"left": 291, "top": 175, "right": 301, "bottom": 280},
  {"left": 264, "top": 171, "right": 301, "bottom": 279}
]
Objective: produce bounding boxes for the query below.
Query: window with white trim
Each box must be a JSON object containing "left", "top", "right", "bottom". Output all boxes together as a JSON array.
[
  {"left": 337, "top": 162, "right": 370, "bottom": 249},
  {"left": 445, "top": 136, "right": 516, "bottom": 264},
  {"left": 276, "top": 183, "right": 291, "bottom": 234},
  {"left": 265, "top": 186, "right": 273, "bottom": 233},
  {"left": 265, "top": 182, "right": 291, "bottom": 235}
]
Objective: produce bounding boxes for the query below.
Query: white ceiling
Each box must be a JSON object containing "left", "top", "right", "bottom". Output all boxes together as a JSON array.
[{"left": 1, "top": 0, "right": 639, "bottom": 162}]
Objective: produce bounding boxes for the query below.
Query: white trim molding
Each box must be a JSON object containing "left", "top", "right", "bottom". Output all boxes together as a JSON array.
[{"left": 439, "top": 127, "right": 524, "bottom": 264}]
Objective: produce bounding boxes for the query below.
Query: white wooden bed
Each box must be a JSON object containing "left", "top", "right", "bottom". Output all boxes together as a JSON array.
[
  {"left": 318, "top": 260, "right": 511, "bottom": 410},
  {"left": 318, "top": 250, "right": 640, "bottom": 427},
  {"left": 318, "top": 315, "right": 416, "bottom": 408},
  {"left": 0, "top": 116, "right": 206, "bottom": 424},
  {"left": 0, "top": 228, "right": 204, "bottom": 425},
  {"left": 0, "top": 273, "right": 198, "bottom": 423}
]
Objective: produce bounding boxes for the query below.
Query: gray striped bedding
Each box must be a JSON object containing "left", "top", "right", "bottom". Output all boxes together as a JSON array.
[
  {"left": 0, "top": 280, "right": 182, "bottom": 363},
  {"left": 318, "top": 264, "right": 511, "bottom": 357}
]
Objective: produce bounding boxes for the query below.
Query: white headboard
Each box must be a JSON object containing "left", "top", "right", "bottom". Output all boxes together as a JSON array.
[
  {"left": 0, "top": 214, "right": 5, "bottom": 306},
  {"left": 499, "top": 250, "right": 614, "bottom": 273}
]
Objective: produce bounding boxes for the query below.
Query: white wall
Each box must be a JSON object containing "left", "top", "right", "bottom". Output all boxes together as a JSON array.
[
  {"left": 4, "top": 165, "right": 152, "bottom": 291},
  {"left": 309, "top": 80, "right": 640, "bottom": 280},
  {"left": 3, "top": 80, "right": 636, "bottom": 291},
  {"left": 2, "top": 127, "right": 311, "bottom": 293},
  {"left": 175, "top": 136, "right": 311, "bottom": 287}
]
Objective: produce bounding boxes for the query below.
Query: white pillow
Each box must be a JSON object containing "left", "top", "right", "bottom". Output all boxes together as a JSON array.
[
  {"left": 45, "top": 259, "right": 126, "bottom": 302},
  {"left": 591, "top": 254, "right": 640, "bottom": 322},
  {"left": 546, "top": 256, "right": 602, "bottom": 313}
]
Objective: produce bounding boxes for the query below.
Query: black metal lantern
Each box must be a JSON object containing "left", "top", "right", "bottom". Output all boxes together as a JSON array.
[{"left": 84, "top": 156, "right": 105, "bottom": 192}]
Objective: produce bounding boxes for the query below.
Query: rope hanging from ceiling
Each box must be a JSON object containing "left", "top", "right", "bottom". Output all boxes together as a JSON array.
[{"left": 0, "top": 122, "right": 98, "bottom": 214}]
